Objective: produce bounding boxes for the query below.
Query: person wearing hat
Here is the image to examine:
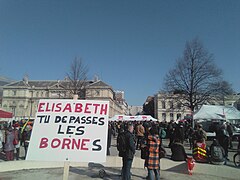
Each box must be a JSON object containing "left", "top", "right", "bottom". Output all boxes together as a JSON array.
[{"left": 4, "top": 127, "right": 15, "bottom": 161}]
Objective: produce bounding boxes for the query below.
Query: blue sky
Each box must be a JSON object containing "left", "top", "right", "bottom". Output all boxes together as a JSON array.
[{"left": 0, "top": 0, "right": 240, "bottom": 106}]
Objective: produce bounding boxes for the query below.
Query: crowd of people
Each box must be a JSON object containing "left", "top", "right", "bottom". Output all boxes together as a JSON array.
[
  {"left": 108, "top": 120, "right": 240, "bottom": 180},
  {"left": 0, "top": 120, "right": 32, "bottom": 161},
  {"left": 1, "top": 118, "right": 239, "bottom": 179}
]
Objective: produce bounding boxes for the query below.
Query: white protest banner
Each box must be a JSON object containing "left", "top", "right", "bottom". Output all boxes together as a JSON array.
[{"left": 27, "top": 99, "right": 109, "bottom": 163}]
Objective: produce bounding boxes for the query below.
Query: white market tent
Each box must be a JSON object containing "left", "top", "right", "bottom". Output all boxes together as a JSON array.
[
  {"left": 193, "top": 105, "right": 240, "bottom": 123},
  {"left": 109, "top": 115, "right": 158, "bottom": 122}
]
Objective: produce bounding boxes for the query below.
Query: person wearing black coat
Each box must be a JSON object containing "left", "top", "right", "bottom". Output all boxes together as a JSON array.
[
  {"left": 170, "top": 139, "right": 187, "bottom": 161},
  {"left": 122, "top": 123, "right": 136, "bottom": 180}
]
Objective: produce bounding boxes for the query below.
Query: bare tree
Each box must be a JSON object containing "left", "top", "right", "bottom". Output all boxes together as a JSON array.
[
  {"left": 209, "top": 80, "right": 234, "bottom": 105},
  {"left": 164, "top": 38, "right": 232, "bottom": 112},
  {"left": 66, "top": 57, "right": 88, "bottom": 99}
]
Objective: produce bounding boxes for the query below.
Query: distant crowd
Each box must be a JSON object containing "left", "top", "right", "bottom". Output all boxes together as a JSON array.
[
  {"left": 107, "top": 120, "right": 240, "bottom": 180},
  {"left": 1, "top": 119, "right": 239, "bottom": 180},
  {"left": 0, "top": 120, "right": 32, "bottom": 161}
]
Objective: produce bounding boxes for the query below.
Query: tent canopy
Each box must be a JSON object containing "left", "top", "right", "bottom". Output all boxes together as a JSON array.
[
  {"left": 109, "top": 115, "right": 158, "bottom": 121},
  {"left": 0, "top": 109, "right": 13, "bottom": 118},
  {"left": 193, "top": 105, "right": 240, "bottom": 121}
]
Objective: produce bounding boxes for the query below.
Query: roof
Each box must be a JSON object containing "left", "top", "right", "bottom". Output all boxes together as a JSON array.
[
  {"left": 87, "top": 80, "right": 111, "bottom": 88},
  {"left": 194, "top": 105, "right": 240, "bottom": 120},
  {"left": 4, "top": 80, "right": 94, "bottom": 88},
  {"left": 5, "top": 81, "right": 57, "bottom": 87},
  {"left": 0, "top": 76, "right": 14, "bottom": 86}
]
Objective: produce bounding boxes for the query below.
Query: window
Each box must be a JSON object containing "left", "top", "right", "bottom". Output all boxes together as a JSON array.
[
  {"left": 177, "top": 103, "right": 181, "bottom": 109},
  {"left": 19, "top": 104, "right": 24, "bottom": 108},
  {"left": 13, "top": 90, "right": 16, "bottom": 96},
  {"left": 162, "top": 113, "right": 166, "bottom": 121},
  {"left": 170, "top": 113, "right": 174, "bottom": 121},
  {"left": 162, "top": 101, "right": 166, "bottom": 109},
  {"left": 95, "top": 90, "right": 100, "bottom": 96},
  {"left": 177, "top": 113, "right": 181, "bottom": 120},
  {"left": 169, "top": 101, "right": 174, "bottom": 109}
]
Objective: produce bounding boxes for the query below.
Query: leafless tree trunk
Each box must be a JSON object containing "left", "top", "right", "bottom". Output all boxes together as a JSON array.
[
  {"left": 66, "top": 57, "right": 88, "bottom": 99},
  {"left": 164, "top": 38, "right": 232, "bottom": 112}
]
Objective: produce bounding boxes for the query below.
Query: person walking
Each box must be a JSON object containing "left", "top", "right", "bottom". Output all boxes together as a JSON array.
[
  {"left": 135, "top": 122, "right": 145, "bottom": 150},
  {"left": 145, "top": 125, "right": 161, "bottom": 180},
  {"left": 122, "top": 123, "right": 135, "bottom": 180}
]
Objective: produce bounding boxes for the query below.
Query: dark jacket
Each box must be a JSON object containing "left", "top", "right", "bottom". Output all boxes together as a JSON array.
[
  {"left": 171, "top": 142, "right": 187, "bottom": 161},
  {"left": 227, "top": 124, "right": 233, "bottom": 137},
  {"left": 124, "top": 130, "right": 136, "bottom": 159}
]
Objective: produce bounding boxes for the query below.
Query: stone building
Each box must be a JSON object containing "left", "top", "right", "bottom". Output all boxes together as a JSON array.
[
  {"left": 0, "top": 76, "right": 14, "bottom": 107},
  {"left": 154, "top": 92, "right": 191, "bottom": 122},
  {"left": 1, "top": 78, "right": 127, "bottom": 120},
  {"left": 154, "top": 92, "right": 240, "bottom": 122},
  {"left": 114, "top": 90, "right": 128, "bottom": 115},
  {"left": 128, "top": 106, "right": 143, "bottom": 116}
]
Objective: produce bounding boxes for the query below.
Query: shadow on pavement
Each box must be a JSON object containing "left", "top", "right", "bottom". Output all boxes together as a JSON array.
[
  {"left": 164, "top": 162, "right": 188, "bottom": 175},
  {"left": 69, "top": 163, "right": 146, "bottom": 180},
  {"left": 69, "top": 163, "right": 122, "bottom": 179}
]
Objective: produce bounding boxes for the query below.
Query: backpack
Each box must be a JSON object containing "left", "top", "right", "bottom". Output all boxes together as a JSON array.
[
  {"left": 159, "top": 128, "right": 166, "bottom": 139},
  {"left": 117, "top": 132, "right": 127, "bottom": 153},
  {"left": 211, "top": 146, "right": 223, "bottom": 161}
]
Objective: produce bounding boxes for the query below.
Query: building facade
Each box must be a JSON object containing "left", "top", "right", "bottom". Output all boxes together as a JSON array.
[
  {"left": 154, "top": 92, "right": 192, "bottom": 122},
  {"left": 128, "top": 106, "right": 143, "bottom": 116},
  {"left": 154, "top": 92, "right": 240, "bottom": 122},
  {"left": 0, "top": 76, "right": 14, "bottom": 107},
  {"left": 1, "top": 78, "right": 128, "bottom": 120}
]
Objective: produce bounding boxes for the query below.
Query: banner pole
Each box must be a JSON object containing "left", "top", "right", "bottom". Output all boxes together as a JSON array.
[
  {"left": 63, "top": 161, "right": 70, "bottom": 180},
  {"left": 63, "top": 95, "right": 77, "bottom": 180}
]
